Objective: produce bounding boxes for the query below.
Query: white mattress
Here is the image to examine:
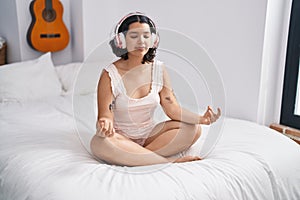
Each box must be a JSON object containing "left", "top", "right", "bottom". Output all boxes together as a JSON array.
[{"left": 0, "top": 94, "right": 300, "bottom": 200}]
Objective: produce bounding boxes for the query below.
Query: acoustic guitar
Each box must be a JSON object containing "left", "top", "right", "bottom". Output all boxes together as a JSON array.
[{"left": 27, "top": 0, "right": 69, "bottom": 52}]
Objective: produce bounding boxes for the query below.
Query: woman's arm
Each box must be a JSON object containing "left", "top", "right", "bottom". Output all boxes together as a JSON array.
[
  {"left": 159, "top": 65, "right": 221, "bottom": 125},
  {"left": 96, "top": 70, "right": 115, "bottom": 137}
]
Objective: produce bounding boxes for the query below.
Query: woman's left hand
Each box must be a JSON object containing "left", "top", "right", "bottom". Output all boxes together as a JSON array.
[{"left": 200, "top": 106, "right": 221, "bottom": 125}]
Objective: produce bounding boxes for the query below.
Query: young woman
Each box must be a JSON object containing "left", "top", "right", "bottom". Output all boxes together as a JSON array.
[{"left": 90, "top": 12, "right": 221, "bottom": 166}]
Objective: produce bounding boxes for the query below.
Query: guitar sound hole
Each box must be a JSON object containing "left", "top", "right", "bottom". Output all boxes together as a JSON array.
[{"left": 42, "top": 9, "right": 56, "bottom": 22}]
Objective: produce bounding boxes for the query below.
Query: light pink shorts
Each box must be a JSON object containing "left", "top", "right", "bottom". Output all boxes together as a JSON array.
[{"left": 115, "top": 123, "right": 157, "bottom": 146}]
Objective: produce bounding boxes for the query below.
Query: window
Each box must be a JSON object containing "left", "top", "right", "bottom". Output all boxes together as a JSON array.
[{"left": 280, "top": 0, "right": 300, "bottom": 129}]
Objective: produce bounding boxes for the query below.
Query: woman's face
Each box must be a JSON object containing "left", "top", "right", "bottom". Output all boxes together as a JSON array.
[{"left": 125, "top": 22, "right": 152, "bottom": 57}]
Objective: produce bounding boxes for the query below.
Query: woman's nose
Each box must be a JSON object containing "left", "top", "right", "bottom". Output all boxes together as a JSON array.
[{"left": 137, "top": 35, "right": 144, "bottom": 43}]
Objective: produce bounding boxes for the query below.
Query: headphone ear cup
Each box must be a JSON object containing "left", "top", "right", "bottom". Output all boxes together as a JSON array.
[
  {"left": 118, "top": 33, "right": 126, "bottom": 49},
  {"left": 151, "top": 33, "right": 159, "bottom": 48}
]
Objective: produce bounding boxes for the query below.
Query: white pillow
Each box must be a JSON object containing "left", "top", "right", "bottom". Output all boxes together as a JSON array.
[
  {"left": 0, "top": 52, "right": 62, "bottom": 102},
  {"left": 55, "top": 62, "right": 82, "bottom": 93},
  {"left": 55, "top": 61, "right": 112, "bottom": 95}
]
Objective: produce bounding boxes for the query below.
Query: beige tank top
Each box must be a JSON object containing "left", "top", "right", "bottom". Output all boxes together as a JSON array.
[{"left": 104, "top": 60, "right": 163, "bottom": 139}]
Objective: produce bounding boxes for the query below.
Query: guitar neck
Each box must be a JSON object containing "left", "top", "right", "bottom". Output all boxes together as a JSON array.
[{"left": 45, "top": 0, "right": 53, "bottom": 10}]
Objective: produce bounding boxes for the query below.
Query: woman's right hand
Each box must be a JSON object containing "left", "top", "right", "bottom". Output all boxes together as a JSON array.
[{"left": 96, "top": 118, "right": 115, "bottom": 138}]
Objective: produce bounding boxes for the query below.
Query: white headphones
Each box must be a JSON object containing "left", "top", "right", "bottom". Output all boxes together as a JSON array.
[{"left": 112, "top": 12, "right": 159, "bottom": 49}]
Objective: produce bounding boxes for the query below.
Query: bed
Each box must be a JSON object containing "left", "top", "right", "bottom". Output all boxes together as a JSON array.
[{"left": 0, "top": 53, "right": 300, "bottom": 200}]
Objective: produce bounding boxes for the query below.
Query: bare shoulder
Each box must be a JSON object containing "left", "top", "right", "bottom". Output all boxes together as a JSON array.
[
  {"left": 98, "top": 69, "right": 112, "bottom": 91},
  {"left": 112, "top": 59, "right": 124, "bottom": 69},
  {"left": 160, "top": 63, "right": 172, "bottom": 87},
  {"left": 159, "top": 63, "right": 170, "bottom": 77},
  {"left": 99, "top": 69, "right": 110, "bottom": 83},
  {"left": 160, "top": 62, "right": 167, "bottom": 71},
  {"left": 97, "top": 69, "right": 113, "bottom": 101}
]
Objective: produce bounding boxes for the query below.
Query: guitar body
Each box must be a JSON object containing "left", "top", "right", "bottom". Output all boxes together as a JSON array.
[{"left": 27, "top": 0, "right": 69, "bottom": 52}]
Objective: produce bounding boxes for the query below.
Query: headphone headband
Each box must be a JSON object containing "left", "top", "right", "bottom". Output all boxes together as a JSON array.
[{"left": 114, "top": 12, "right": 157, "bottom": 34}]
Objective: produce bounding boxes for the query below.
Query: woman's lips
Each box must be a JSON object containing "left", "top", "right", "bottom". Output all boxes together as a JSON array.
[{"left": 135, "top": 47, "right": 146, "bottom": 50}]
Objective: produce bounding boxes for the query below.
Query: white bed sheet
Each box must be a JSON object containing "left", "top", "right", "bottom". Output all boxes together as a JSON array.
[{"left": 0, "top": 94, "right": 300, "bottom": 200}]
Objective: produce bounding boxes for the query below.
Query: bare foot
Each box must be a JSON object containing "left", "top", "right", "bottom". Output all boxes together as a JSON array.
[{"left": 173, "top": 155, "right": 201, "bottom": 163}]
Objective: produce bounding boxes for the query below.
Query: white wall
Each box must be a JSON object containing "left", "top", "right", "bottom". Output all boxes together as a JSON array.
[
  {"left": 70, "top": 0, "right": 84, "bottom": 62},
  {"left": 81, "top": 1, "right": 119, "bottom": 59},
  {"left": 0, "top": 0, "right": 292, "bottom": 126}
]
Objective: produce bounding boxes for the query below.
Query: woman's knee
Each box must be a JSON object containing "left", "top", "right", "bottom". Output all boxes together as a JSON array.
[
  {"left": 192, "top": 125, "right": 202, "bottom": 144},
  {"left": 180, "top": 123, "right": 201, "bottom": 144},
  {"left": 90, "top": 135, "right": 106, "bottom": 158},
  {"left": 90, "top": 134, "right": 122, "bottom": 159}
]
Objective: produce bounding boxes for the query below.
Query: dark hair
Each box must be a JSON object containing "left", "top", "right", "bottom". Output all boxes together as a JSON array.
[{"left": 109, "top": 14, "right": 158, "bottom": 64}]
